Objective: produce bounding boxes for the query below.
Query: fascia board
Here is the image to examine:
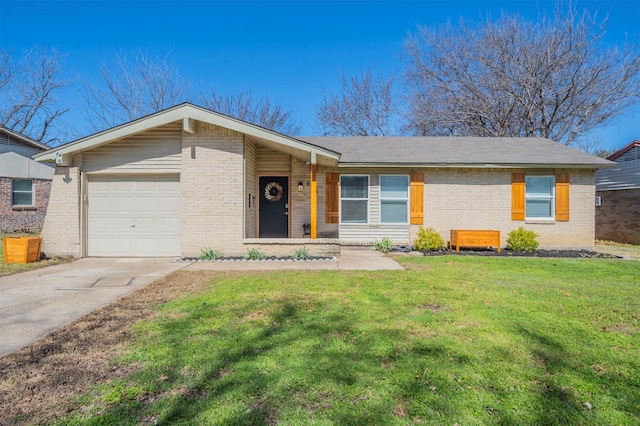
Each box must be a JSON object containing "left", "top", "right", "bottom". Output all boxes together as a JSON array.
[
  {"left": 185, "top": 106, "right": 340, "bottom": 160},
  {"left": 36, "top": 104, "right": 340, "bottom": 162},
  {"left": 1, "top": 127, "right": 49, "bottom": 150}
]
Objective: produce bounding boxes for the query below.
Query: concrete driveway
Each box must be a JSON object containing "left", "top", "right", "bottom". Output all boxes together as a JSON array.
[{"left": 0, "top": 258, "right": 187, "bottom": 357}]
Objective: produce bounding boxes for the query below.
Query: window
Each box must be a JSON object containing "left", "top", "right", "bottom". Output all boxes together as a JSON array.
[
  {"left": 340, "top": 175, "right": 369, "bottom": 223},
  {"left": 12, "top": 179, "right": 33, "bottom": 206},
  {"left": 380, "top": 175, "right": 409, "bottom": 224},
  {"left": 525, "top": 176, "right": 554, "bottom": 219}
]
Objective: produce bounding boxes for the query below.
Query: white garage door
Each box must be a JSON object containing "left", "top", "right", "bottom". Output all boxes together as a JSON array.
[{"left": 87, "top": 176, "right": 181, "bottom": 256}]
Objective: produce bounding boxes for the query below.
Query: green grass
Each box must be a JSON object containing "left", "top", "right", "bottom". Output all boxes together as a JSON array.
[{"left": 58, "top": 257, "right": 639, "bottom": 425}]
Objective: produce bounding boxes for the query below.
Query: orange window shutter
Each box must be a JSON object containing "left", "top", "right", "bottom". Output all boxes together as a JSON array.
[
  {"left": 556, "top": 173, "right": 570, "bottom": 221},
  {"left": 410, "top": 173, "right": 424, "bottom": 225},
  {"left": 325, "top": 172, "right": 340, "bottom": 224},
  {"left": 511, "top": 173, "right": 525, "bottom": 221}
]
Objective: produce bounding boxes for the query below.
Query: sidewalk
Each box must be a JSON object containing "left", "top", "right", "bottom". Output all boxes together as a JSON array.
[{"left": 184, "top": 248, "right": 404, "bottom": 271}]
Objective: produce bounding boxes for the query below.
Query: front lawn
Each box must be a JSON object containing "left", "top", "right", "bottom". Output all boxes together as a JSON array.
[{"left": 37, "top": 257, "right": 638, "bottom": 425}]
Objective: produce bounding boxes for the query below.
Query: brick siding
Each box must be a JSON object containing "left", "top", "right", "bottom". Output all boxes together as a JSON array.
[
  {"left": 40, "top": 166, "right": 81, "bottom": 257},
  {"left": 0, "top": 177, "right": 51, "bottom": 233},
  {"left": 181, "top": 123, "right": 245, "bottom": 257},
  {"left": 411, "top": 169, "right": 596, "bottom": 249},
  {"left": 595, "top": 189, "right": 640, "bottom": 244}
]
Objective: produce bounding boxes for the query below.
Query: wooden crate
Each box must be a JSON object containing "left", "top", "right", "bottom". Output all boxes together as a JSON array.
[
  {"left": 3, "top": 237, "right": 42, "bottom": 264},
  {"left": 450, "top": 230, "right": 501, "bottom": 253}
]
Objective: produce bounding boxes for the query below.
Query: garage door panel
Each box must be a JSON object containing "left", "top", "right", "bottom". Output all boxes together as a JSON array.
[{"left": 88, "top": 176, "right": 181, "bottom": 257}]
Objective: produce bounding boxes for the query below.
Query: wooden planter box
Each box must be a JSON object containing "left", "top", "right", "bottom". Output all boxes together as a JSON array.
[
  {"left": 450, "top": 230, "right": 501, "bottom": 253},
  {"left": 3, "top": 237, "right": 42, "bottom": 264}
]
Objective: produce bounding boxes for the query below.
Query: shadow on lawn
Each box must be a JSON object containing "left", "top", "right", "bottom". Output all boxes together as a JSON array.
[
  {"left": 516, "top": 326, "right": 639, "bottom": 424},
  {"left": 137, "top": 297, "right": 402, "bottom": 425},
  {"left": 85, "top": 293, "right": 638, "bottom": 425}
]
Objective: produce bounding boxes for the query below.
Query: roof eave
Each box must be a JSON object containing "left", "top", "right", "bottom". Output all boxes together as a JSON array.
[
  {"left": 0, "top": 126, "right": 49, "bottom": 150},
  {"left": 35, "top": 103, "right": 340, "bottom": 162}
]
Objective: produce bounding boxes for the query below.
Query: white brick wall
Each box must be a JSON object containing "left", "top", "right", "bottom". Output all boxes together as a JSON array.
[
  {"left": 411, "top": 168, "right": 596, "bottom": 249},
  {"left": 181, "top": 123, "right": 245, "bottom": 257},
  {"left": 40, "top": 166, "right": 81, "bottom": 257}
]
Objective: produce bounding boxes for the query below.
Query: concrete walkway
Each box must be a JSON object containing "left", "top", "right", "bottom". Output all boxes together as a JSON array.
[
  {"left": 0, "top": 258, "right": 187, "bottom": 357},
  {"left": 0, "top": 250, "right": 402, "bottom": 357},
  {"left": 184, "top": 248, "right": 405, "bottom": 271}
]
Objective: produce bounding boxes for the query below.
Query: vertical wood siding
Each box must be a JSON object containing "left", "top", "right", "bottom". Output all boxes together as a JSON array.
[
  {"left": 82, "top": 122, "right": 182, "bottom": 173},
  {"left": 555, "top": 173, "right": 570, "bottom": 221}
]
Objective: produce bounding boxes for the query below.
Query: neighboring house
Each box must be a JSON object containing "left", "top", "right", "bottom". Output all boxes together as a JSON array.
[
  {"left": 0, "top": 126, "right": 54, "bottom": 233},
  {"left": 595, "top": 140, "right": 640, "bottom": 244},
  {"left": 34, "top": 103, "right": 613, "bottom": 258}
]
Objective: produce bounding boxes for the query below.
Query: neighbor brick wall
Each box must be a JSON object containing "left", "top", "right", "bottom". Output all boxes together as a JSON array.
[
  {"left": 181, "top": 123, "right": 245, "bottom": 257},
  {"left": 0, "top": 177, "right": 51, "bottom": 233},
  {"left": 40, "top": 165, "right": 81, "bottom": 257},
  {"left": 410, "top": 168, "right": 596, "bottom": 249},
  {"left": 595, "top": 189, "right": 640, "bottom": 244}
]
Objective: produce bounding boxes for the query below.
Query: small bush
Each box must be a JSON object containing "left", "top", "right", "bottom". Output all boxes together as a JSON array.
[
  {"left": 507, "top": 227, "right": 540, "bottom": 252},
  {"left": 413, "top": 226, "right": 445, "bottom": 252},
  {"left": 199, "top": 247, "right": 220, "bottom": 261},
  {"left": 291, "top": 247, "right": 311, "bottom": 261},
  {"left": 244, "top": 248, "right": 266, "bottom": 260},
  {"left": 374, "top": 237, "right": 393, "bottom": 253}
]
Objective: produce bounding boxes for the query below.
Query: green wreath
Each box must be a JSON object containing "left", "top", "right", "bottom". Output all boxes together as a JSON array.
[{"left": 264, "top": 182, "right": 284, "bottom": 202}]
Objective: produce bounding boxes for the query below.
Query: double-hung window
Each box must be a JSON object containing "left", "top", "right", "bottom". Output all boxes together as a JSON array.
[
  {"left": 380, "top": 175, "right": 409, "bottom": 224},
  {"left": 12, "top": 179, "right": 34, "bottom": 206},
  {"left": 525, "top": 176, "right": 554, "bottom": 219},
  {"left": 340, "top": 175, "right": 369, "bottom": 223}
]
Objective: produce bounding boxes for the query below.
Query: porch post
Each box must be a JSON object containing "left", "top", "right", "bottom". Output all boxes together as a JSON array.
[{"left": 310, "top": 163, "right": 317, "bottom": 239}]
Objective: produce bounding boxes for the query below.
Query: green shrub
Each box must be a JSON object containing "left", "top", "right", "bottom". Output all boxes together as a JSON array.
[
  {"left": 244, "top": 248, "right": 266, "bottom": 260},
  {"left": 291, "top": 247, "right": 311, "bottom": 261},
  {"left": 199, "top": 247, "right": 220, "bottom": 261},
  {"left": 374, "top": 237, "right": 393, "bottom": 253},
  {"left": 507, "top": 227, "right": 540, "bottom": 252},
  {"left": 413, "top": 226, "right": 445, "bottom": 252}
]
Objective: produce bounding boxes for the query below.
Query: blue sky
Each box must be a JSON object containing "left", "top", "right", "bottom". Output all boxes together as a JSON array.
[{"left": 1, "top": 0, "right": 638, "bottom": 150}]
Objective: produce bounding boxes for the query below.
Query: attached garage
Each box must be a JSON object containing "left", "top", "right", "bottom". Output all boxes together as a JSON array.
[{"left": 87, "top": 175, "right": 181, "bottom": 256}]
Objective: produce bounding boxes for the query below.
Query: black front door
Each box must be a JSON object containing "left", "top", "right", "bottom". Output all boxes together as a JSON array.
[{"left": 259, "top": 176, "right": 289, "bottom": 238}]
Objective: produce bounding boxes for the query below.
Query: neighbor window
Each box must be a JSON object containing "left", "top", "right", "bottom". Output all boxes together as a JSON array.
[
  {"left": 380, "top": 175, "right": 409, "bottom": 224},
  {"left": 525, "top": 176, "right": 554, "bottom": 219},
  {"left": 12, "top": 179, "right": 34, "bottom": 206},
  {"left": 340, "top": 175, "right": 369, "bottom": 223}
]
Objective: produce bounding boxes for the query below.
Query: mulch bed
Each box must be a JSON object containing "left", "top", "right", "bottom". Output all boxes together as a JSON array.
[
  {"left": 177, "top": 256, "right": 335, "bottom": 262},
  {"left": 392, "top": 246, "right": 622, "bottom": 258}
]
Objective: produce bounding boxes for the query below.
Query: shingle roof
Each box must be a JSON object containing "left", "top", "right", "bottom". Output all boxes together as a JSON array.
[{"left": 299, "top": 136, "right": 614, "bottom": 168}]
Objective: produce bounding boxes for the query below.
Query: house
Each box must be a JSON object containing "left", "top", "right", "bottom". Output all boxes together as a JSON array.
[
  {"left": 34, "top": 103, "right": 613, "bottom": 258},
  {"left": 595, "top": 140, "right": 640, "bottom": 244},
  {"left": 0, "top": 126, "right": 54, "bottom": 233}
]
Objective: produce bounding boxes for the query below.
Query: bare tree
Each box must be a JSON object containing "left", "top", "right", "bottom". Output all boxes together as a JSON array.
[
  {"left": 82, "top": 50, "right": 190, "bottom": 130},
  {"left": 0, "top": 47, "right": 70, "bottom": 145},
  {"left": 315, "top": 67, "right": 400, "bottom": 136},
  {"left": 201, "top": 89, "right": 301, "bottom": 135},
  {"left": 404, "top": 4, "right": 640, "bottom": 147}
]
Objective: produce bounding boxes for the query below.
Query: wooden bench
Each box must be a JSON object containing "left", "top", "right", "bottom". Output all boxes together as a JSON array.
[{"left": 450, "top": 230, "right": 501, "bottom": 253}]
